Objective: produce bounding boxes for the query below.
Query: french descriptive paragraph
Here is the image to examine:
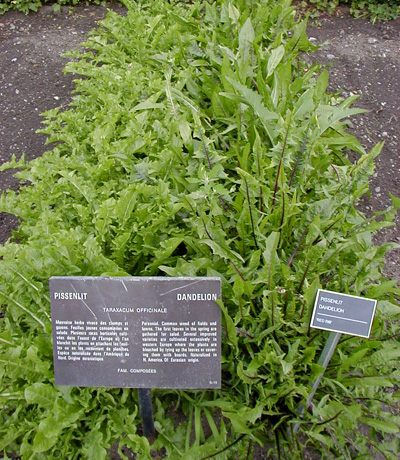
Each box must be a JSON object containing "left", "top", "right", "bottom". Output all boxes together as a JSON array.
[{"left": 54, "top": 320, "right": 130, "bottom": 362}]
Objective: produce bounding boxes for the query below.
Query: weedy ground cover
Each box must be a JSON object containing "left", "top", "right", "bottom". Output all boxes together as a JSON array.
[
  {"left": 2, "top": 0, "right": 398, "bottom": 21},
  {"left": 0, "top": 0, "right": 400, "bottom": 458},
  {"left": 0, "top": 0, "right": 104, "bottom": 14},
  {"left": 305, "top": 0, "right": 400, "bottom": 22}
]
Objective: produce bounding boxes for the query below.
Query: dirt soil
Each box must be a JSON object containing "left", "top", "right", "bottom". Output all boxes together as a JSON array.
[
  {"left": 0, "top": 2, "right": 126, "bottom": 243},
  {"left": 0, "top": 5, "right": 399, "bottom": 458},
  {"left": 307, "top": 8, "right": 400, "bottom": 283}
]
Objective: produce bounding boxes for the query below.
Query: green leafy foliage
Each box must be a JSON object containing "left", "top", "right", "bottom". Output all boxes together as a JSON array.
[
  {"left": 1, "top": 0, "right": 399, "bottom": 458},
  {"left": 306, "top": 0, "right": 400, "bottom": 22}
]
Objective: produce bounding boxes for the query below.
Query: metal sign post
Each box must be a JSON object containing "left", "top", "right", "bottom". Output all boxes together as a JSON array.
[
  {"left": 138, "top": 388, "right": 155, "bottom": 442},
  {"left": 293, "top": 331, "right": 341, "bottom": 433}
]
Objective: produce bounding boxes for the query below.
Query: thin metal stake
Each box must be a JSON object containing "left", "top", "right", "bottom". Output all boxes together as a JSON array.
[
  {"left": 138, "top": 388, "right": 155, "bottom": 442},
  {"left": 293, "top": 332, "right": 341, "bottom": 433}
]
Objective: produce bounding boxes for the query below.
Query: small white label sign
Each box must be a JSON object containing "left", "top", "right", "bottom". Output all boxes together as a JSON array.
[{"left": 310, "top": 289, "right": 377, "bottom": 338}]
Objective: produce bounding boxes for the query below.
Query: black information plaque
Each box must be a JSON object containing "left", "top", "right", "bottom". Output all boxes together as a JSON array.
[
  {"left": 310, "top": 289, "right": 377, "bottom": 338},
  {"left": 49, "top": 277, "right": 221, "bottom": 389}
]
